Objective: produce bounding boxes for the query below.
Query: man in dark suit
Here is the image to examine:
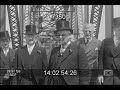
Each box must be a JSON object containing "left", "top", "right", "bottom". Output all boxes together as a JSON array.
[
  {"left": 0, "top": 31, "right": 15, "bottom": 85},
  {"left": 14, "top": 25, "right": 48, "bottom": 85},
  {"left": 98, "top": 17, "right": 120, "bottom": 85},
  {"left": 47, "top": 20, "right": 89, "bottom": 85},
  {"left": 77, "top": 23, "right": 102, "bottom": 85}
]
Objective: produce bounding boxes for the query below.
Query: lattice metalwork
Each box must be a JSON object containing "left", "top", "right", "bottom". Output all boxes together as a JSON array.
[
  {"left": 90, "top": 5, "right": 103, "bottom": 38},
  {"left": 23, "top": 5, "right": 74, "bottom": 47},
  {"left": 33, "top": 5, "right": 67, "bottom": 31},
  {"left": 35, "top": 5, "right": 71, "bottom": 47},
  {"left": 7, "top": 5, "right": 21, "bottom": 49}
]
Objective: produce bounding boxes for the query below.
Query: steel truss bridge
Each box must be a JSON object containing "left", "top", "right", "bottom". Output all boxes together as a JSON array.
[{"left": 6, "top": 5, "right": 103, "bottom": 49}]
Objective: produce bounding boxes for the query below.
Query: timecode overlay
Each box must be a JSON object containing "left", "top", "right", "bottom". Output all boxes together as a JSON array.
[
  {"left": 1, "top": 69, "right": 117, "bottom": 77},
  {"left": 44, "top": 69, "right": 78, "bottom": 76}
]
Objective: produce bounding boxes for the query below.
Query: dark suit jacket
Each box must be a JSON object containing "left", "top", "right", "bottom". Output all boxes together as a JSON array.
[
  {"left": 98, "top": 38, "right": 120, "bottom": 85},
  {"left": 0, "top": 47, "right": 15, "bottom": 84},
  {"left": 47, "top": 42, "right": 89, "bottom": 85},
  {"left": 14, "top": 44, "right": 48, "bottom": 85},
  {"left": 78, "top": 37, "right": 101, "bottom": 69}
]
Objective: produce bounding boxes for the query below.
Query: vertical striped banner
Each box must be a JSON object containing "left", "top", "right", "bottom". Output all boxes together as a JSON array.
[
  {"left": 83, "top": 5, "right": 89, "bottom": 24},
  {"left": 19, "top": 5, "right": 24, "bottom": 46},
  {"left": 72, "top": 5, "right": 84, "bottom": 39},
  {"left": 22, "top": 5, "right": 30, "bottom": 46},
  {"left": 98, "top": 5, "right": 105, "bottom": 41},
  {"left": 0, "top": 5, "right": 5, "bottom": 32}
]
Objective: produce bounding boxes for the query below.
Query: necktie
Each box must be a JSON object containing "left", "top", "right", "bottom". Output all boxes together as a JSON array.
[
  {"left": 3, "top": 49, "right": 8, "bottom": 56},
  {"left": 85, "top": 39, "right": 89, "bottom": 46},
  {"left": 60, "top": 46, "right": 65, "bottom": 54},
  {"left": 28, "top": 46, "right": 32, "bottom": 55},
  {"left": 4, "top": 50, "right": 7, "bottom": 56}
]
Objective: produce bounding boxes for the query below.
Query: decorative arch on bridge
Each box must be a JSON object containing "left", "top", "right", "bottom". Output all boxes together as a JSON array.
[{"left": 1, "top": 5, "right": 104, "bottom": 49}]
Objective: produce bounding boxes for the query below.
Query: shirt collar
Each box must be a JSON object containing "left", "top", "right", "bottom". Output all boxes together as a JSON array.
[
  {"left": 61, "top": 41, "right": 71, "bottom": 49},
  {"left": 27, "top": 44, "right": 35, "bottom": 49},
  {"left": 2, "top": 47, "right": 10, "bottom": 51},
  {"left": 114, "top": 36, "right": 120, "bottom": 41},
  {"left": 84, "top": 37, "right": 92, "bottom": 43},
  {"left": 2, "top": 47, "right": 10, "bottom": 56}
]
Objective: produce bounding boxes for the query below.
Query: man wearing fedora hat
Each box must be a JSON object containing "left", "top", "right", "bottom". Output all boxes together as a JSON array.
[
  {"left": 77, "top": 23, "right": 102, "bottom": 85},
  {"left": 98, "top": 17, "right": 120, "bottom": 85},
  {"left": 47, "top": 20, "right": 89, "bottom": 85},
  {"left": 0, "top": 31, "right": 15, "bottom": 85},
  {"left": 14, "top": 24, "right": 48, "bottom": 85}
]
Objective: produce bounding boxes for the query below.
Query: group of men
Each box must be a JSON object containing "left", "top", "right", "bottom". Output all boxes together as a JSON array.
[{"left": 0, "top": 17, "right": 120, "bottom": 85}]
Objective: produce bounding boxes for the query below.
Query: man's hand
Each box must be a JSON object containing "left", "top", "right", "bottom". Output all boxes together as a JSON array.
[
  {"left": 98, "top": 75, "right": 104, "bottom": 85},
  {"left": 65, "top": 35, "right": 75, "bottom": 43}
]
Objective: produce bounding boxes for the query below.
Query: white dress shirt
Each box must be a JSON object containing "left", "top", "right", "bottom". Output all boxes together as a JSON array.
[
  {"left": 27, "top": 44, "right": 35, "bottom": 55},
  {"left": 113, "top": 36, "right": 120, "bottom": 47},
  {"left": 2, "top": 47, "right": 10, "bottom": 56},
  {"left": 60, "top": 41, "right": 71, "bottom": 54}
]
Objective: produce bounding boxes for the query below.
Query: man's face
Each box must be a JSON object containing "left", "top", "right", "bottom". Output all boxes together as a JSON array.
[
  {"left": 0, "top": 39, "right": 10, "bottom": 49},
  {"left": 57, "top": 30, "right": 71, "bottom": 45},
  {"left": 113, "top": 27, "right": 120, "bottom": 38},
  {"left": 83, "top": 28, "right": 94, "bottom": 39},
  {"left": 25, "top": 34, "right": 36, "bottom": 46}
]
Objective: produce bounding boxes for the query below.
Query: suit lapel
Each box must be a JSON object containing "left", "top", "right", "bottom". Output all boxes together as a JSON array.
[
  {"left": 0, "top": 49, "right": 9, "bottom": 67},
  {"left": 23, "top": 45, "right": 29, "bottom": 56},
  {"left": 31, "top": 44, "right": 38, "bottom": 55},
  {"left": 22, "top": 44, "right": 40, "bottom": 68},
  {"left": 0, "top": 50, "right": 6, "bottom": 66},
  {"left": 114, "top": 42, "right": 120, "bottom": 56},
  {"left": 7, "top": 48, "right": 11, "bottom": 67},
  {"left": 59, "top": 43, "right": 72, "bottom": 63},
  {"left": 79, "top": 38, "right": 86, "bottom": 50},
  {"left": 109, "top": 38, "right": 116, "bottom": 56},
  {"left": 85, "top": 38, "right": 97, "bottom": 54},
  {"left": 21, "top": 45, "right": 29, "bottom": 68},
  {"left": 31, "top": 44, "right": 40, "bottom": 66},
  {"left": 54, "top": 47, "right": 61, "bottom": 59},
  {"left": 7, "top": 48, "right": 15, "bottom": 68},
  {"left": 53, "top": 47, "right": 62, "bottom": 67},
  {"left": 107, "top": 38, "right": 120, "bottom": 57},
  {"left": 22, "top": 44, "right": 38, "bottom": 56}
]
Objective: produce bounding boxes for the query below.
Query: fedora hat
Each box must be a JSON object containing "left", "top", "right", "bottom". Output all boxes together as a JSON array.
[
  {"left": 0, "top": 31, "right": 10, "bottom": 41},
  {"left": 54, "top": 19, "right": 73, "bottom": 34},
  {"left": 112, "top": 17, "right": 120, "bottom": 28},
  {"left": 25, "top": 24, "right": 37, "bottom": 35}
]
